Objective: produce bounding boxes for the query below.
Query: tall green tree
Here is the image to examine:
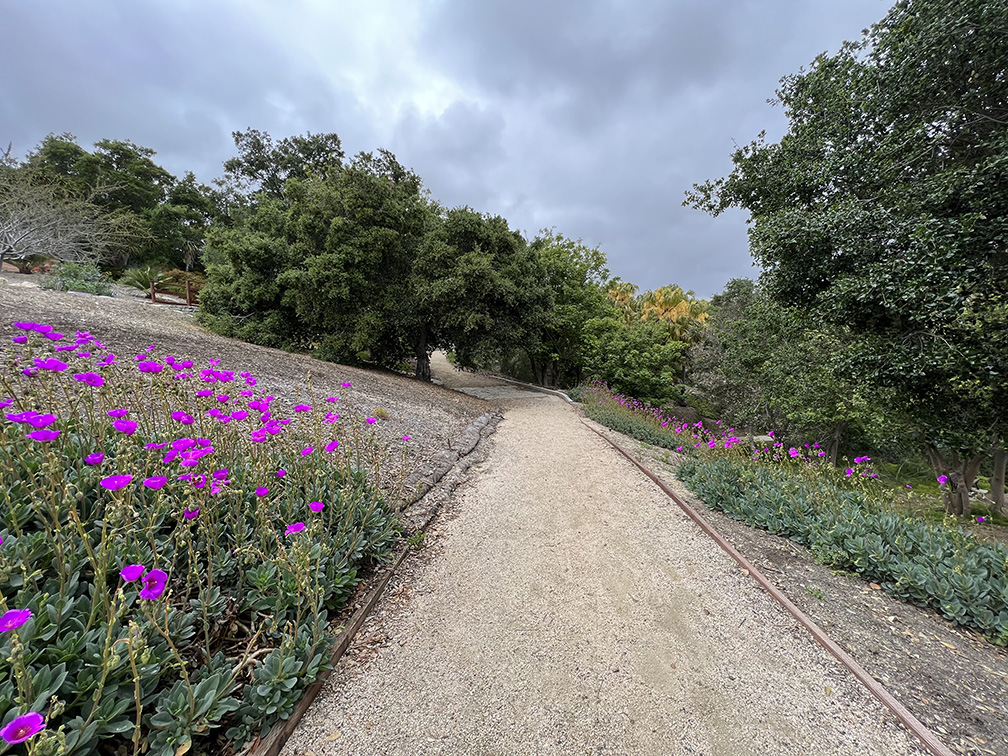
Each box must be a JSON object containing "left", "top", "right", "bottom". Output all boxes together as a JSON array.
[{"left": 686, "top": 0, "right": 1008, "bottom": 514}]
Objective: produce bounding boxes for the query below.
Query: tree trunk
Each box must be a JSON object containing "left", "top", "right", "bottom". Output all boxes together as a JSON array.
[
  {"left": 991, "top": 446, "right": 1007, "bottom": 516},
  {"left": 826, "top": 422, "right": 846, "bottom": 467},
  {"left": 413, "top": 326, "right": 431, "bottom": 382},
  {"left": 927, "top": 446, "right": 984, "bottom": 516},
  {"left": 527, "top": 353, "right": 538, "bottom": 386}
]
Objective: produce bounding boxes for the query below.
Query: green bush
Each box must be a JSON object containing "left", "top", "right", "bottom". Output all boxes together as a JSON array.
[
  {"left": 39, "top": 262, "right": 113, "bottom": 297},
  {"left": 677, "top": 455, "right": 1008, "bottom": 643}
]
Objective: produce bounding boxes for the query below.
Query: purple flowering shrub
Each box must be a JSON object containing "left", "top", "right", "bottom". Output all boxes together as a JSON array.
[{"left": 0, "top": 321, "right": 401, "bottom": 754}]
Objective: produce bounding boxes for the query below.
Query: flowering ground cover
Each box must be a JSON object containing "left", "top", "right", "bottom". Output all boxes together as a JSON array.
[
  {"left": 579, "top": 380, "right": 1008, "bottom": 645},
  {"left": 0, "top": 320, "right": 406, "bottom": 754}
]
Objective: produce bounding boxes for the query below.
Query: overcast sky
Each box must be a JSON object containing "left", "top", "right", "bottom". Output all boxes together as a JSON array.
[{"left": 4, "top": 0, "right": 890, "bottom": 297}]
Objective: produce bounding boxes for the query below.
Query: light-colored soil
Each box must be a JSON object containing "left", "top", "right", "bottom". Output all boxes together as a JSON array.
[{"left": 284, "top": 370, "right": 927, "bottom": 756}]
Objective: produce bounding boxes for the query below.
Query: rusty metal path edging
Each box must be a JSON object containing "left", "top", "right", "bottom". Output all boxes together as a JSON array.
[{"left": 581, "top": 417, "right": 955, "bottom": 756}]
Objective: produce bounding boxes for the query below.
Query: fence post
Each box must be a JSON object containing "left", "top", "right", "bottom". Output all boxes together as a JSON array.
[
  {"left": 150, "top": 281, "right": 157, "bottom": 304},
  {"left": 185, "top": 280, "right": 192, "bottom": 306}
]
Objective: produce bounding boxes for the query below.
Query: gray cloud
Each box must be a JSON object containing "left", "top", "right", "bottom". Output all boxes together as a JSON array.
[{"left": 4, "top": 0, "right": 889, "bottom": 296}]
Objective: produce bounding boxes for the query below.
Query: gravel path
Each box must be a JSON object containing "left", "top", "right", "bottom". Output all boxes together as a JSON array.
[{"left": 284, "top": 372, "right": 928, "bottom": 755}]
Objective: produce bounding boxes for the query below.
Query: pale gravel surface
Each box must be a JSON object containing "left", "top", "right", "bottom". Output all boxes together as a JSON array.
[{"left": 283, "top": 370, "right": 929, "bottom": 756}]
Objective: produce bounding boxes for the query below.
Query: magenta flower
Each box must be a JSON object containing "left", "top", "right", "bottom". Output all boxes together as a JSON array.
[
  {"left": 112, "top": 419, "right": 137, "bottom": 435},
  {"left": 365, "top": 417, "right": 376, "bottom": 424},
  {"left": 85, "top": 452, "right": 105, "bottom": 465},
  {"left": 120, "top": 564, "right": 145, "bottom": 582},
  {"left": 213, "top": 468, "right": 229, "bottom": 480},
  {"left": 0, "top": 398, "right": 12, "bottom": 409},
  {"left": 293, "top": 404, "right": 312, "bottom": 412},
  {"left": 97, "top": 353, "right": 116, "bottom": 366},
  {"left": 100, "top": 474, "right": 133, "bottom": 491},
  {"left": 938, "top": 475, "right": 948, "bottom": 485},
  {"left": 74, "top": 372, "right": 105, "bottom": 387},
  {"left": 285, "top": 522, "right": 305, "bottom": 534},
  {"left": 192, "top": 474, "right": 206, "bottom": 489},
  {"left": 341, "top": 381, "right": 351, "bottom": 388},
  {"left": 171, "top": 410, "right": 195, "bottom": 425},
  {"left": 44, "top": 331, "right": 64, "bottom": 340},
  {"left": 33, "top": 357, "right": 68, "bottom": 372},
  {"left": 32, "top": 324, "right": 52, "bottom": 333},
  {"left": 256, "top": 486, "right": 268, "bottom": 497},
  {"left": 145, "top": 442, "right": 166, "bottom": 450},
  {"left": 310, "top": 501, "right": 324, "bottom": 512},
  {"left": 231, "top": 410, "right": 248, "bottom": 420},
  {"left": 26, "top": 429, "right": 59, "bottom": 442},
  {"left": 107, "top": 408, "right": 130, "bottom": 418},
  {"left": 325, "top": 439, "right": 339, "bottom": 453},
  {"left": 172, "top": 438, "right": 196, "bottom": 451},
  {"left": 301, "top": 446, "right": 314, "bottom": 456},
  {"left": 325, "top": 412, "right": 338, "bottom": 423},
  {"left": 325, "top": 396, "right": 338, "bottom": 402},
  {"left": 976, "top": 516, "right": 987, "bottom": 523},
  {"left": 143, "top": 476, "right": 168, "bottom": 490},
  {"left": 183, "top": 507, "right": 199, "bottom": 519},
  {"left": 137, "top": 360, "right": 163, "bottom": 373},
  {"left": 0, "top": 609, "right": 32, "bottom": 633},
  {"left": 196, "top": 389, "right": 213, "bottom": 397},
  {"left": 276, "top": 469, "right": 286, "bottom": 478},
  {"left": 26, "top": 413, "right": 57, "bottom": 428},
  {"left": 11, "top": 334, "right": 27, "bottom": 344},
  {"left": 138, "top": 569, "right": 168, "bottom": 600},
  {"left": 217, "top": 394, "right": 230, "bottom": 403},
  {"left": 402, "top": 435, "right": 411, "bottom": 441},
  {"left": 12, "top": 321, "right": 36, "bottom": 330},
  {"left": 0, "top": 712, "right": 46, "bottom": 744}
]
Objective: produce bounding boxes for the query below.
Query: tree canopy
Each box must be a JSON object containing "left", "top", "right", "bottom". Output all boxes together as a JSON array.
[{"left": 686, "top": 0, "right": 1008, "bottom": 513}]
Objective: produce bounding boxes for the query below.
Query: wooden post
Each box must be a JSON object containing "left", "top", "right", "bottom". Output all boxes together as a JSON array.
[
  {"left": 185, "top": 279, "right": 193, "bottom": 306},
  {"left": 150, "top": 281, "right": 157, "bottom": 303}
]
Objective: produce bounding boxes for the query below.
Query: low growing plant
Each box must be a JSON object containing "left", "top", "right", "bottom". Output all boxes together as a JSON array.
[
  {"left": 1, "top": 319, "right": 407, "bottom": 754},
  {"left": 39, "top": 262, "right": 113, "bottom": 298}
]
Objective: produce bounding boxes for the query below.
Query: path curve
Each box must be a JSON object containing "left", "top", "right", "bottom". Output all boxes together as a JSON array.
[{"left": 284, "top": 363, "right": 925, "bottom": 756}]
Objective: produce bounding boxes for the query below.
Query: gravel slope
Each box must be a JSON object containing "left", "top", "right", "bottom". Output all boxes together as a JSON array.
[{"left": 284, "top": 382, "right": 928, "bottom": 755}]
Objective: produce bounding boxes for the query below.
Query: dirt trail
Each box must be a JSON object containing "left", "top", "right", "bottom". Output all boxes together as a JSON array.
[{"left": 284, "top": 363, "right": 926, "bottom": 756}]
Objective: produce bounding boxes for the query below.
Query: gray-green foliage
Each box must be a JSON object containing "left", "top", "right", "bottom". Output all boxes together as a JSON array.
[
  {"left": 39, "top": 261, "right": 114, "bottom": 297},
  {"left": 678, "top": 455, "right": 1008, "bottom": 642}
]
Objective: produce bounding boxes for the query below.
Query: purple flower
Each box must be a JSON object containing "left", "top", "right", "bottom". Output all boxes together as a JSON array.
[
  {"left": 145, "top": 442, "right": 166, "bottom": 449},
  {"left": 120, "top": 564, "right": 145, "bottom": 581},
  {"left": 112, "top": 419, "right": 138, "bottom": 435},
  {"left": 976, "top": 516, "right": 987, "bottom": 523},
  {"left": 325, "top": 396, "right": 339, "bottom": 402},
  {"left": 0, "top": 608, "right": 32, "bottom": 633},
  {"left": 100, "top": 474, "right": 133, "bottom": 491},
  {"left": 26, "top": 413, "right": 57, "bottom": 428},
  {"left": 213, "top": 468, "right": 229, "bottom": 480},
  {"left": 171, "top": 410, "right": 194, "bottom": 425},
  {"left": 231, "top": 410, "right": 248, "bottom": 421},
  {"left": 276, "top": 469, "right": 286, "bottom": 478},
  {"left": 938, "top": 475, "right": 948, "bottom": 485},
  {"left": 138, "top": 569, "right": 168, "bottom": 600},
  {"left": 11, "top": 334, "right": 27, "bottom": 344},
  {"left": 196, "top": 389, "right": 213, "bottom": 397},
  {"left": 32, "top": 324, "right": 52, "bottom": 333},
  {"left": 325, "top": 439, "right": 340, "bottom": 453},
  {"left": 183, "top": 507, "right": 199, "bottom": 519},
  {"left": 172, "top": 438, "right": 196, "bottom": 451},
  {"left": 12, "top": 321, "right": 36, "bottom": 330},
  {"left": 44, "top": 331, "right": 64, "bottom": 340},
  {"left": 97, "top": 353, "right": 116, "bottom": 367},
  {"left": 310, "top": 501, "right": 324, "bottom": 512},
  {"left": 285, "top": 522, "right": 305, "bottom": 534},
  {"left": 107, "top": 408, "right": 130, "bottom": 418},
  {"left": 341, "top": 381, "right": 351, "bottom": 388},
  {"left": 293, "top": 404, "right": 312, "bottom": 412},
  {"left": 33, "top": 357, "right": 68, "bottom": 372},
  {"left": 26, "top": 429, "right": 60, "bottom": 442},
  {"left": 324, "top": 412, "right": 338, "bottom": 423},
  {"left": 256, "top": 486, "right": 269, "bottom": 497},
  {"left": 301, "top": 446, "right": 314, "bottom": 456},
  {"left": 143, "top": 476, "right": 168, "bottom": 490},
  {"left": 85, "top": 452, "right": 105, "bottom": 465},
  {"left": 402, "top": 435, "right": 411, "bottom": 441},
  {"left": 0, "top": 712, "right": 46, "bottom": 745},
  {"left": 74, "top": 372, "right": 105, "bottom": 387},
  {"left": 137, "top": 360, "right": 164, "bottom": 373}
]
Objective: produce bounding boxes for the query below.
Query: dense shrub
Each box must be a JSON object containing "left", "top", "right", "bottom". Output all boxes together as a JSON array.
[
  {"left": 39, "top": 262, "right": 113, "bottom": 297},
  {"left": 678, "top": 455, "right": 1008, "bottom": 642}
]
